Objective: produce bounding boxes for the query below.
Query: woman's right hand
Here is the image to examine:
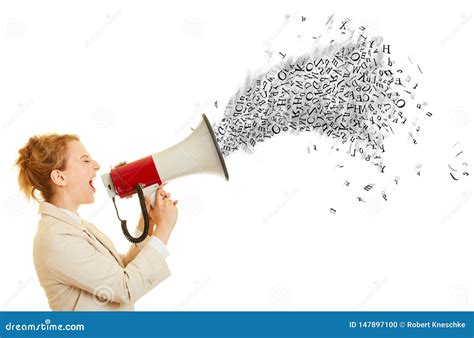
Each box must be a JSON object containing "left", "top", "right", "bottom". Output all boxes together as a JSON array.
[{"left": 150, "top": 182, "right": 178, "bottom": 245}]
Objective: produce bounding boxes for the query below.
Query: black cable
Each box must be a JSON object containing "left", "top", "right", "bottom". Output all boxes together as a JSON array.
[{"left": 112, "top": 184, "right": 149, "bottom": 244}]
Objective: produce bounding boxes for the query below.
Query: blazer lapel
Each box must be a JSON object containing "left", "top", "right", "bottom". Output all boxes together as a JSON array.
[
  {"left": 38, "top": 202, "right": 125, "bottom": 268},
  {"left": 38, "top": 201, "right": 86, "bottom": 231},
  {"left": 83, "top": 220, "right": 125, "bottom": 268}
]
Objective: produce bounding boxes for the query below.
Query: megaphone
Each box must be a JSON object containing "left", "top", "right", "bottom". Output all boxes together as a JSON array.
[{"left": 101, "top": 113, "right": 229, "bottom": 243}]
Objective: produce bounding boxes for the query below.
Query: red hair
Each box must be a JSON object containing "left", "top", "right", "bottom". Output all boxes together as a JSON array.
[{"left": 15, "top": 133, "right": 80, "bottom": 202}]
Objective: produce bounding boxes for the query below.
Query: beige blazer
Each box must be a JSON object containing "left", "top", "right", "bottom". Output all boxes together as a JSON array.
[{"left": 33, "top": 201, "right": 171, "bottom": 311}]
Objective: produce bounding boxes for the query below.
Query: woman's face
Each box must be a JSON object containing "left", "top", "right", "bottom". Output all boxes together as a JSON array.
[{"left": 54, "top": 140, "right": 100, "bottom": 205}]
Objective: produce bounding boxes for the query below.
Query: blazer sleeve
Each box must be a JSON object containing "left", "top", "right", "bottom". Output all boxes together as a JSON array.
[
  {"left": 120, "top": 235, "right": 151, "bottom": 267},
  {"left": 44, "top": 231, "right": 171, "bottom": 305}
]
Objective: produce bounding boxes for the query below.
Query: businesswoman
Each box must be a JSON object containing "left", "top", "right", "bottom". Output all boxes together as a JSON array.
[{"left": 15, "top": 133, "right": 178, "bottom": 311}]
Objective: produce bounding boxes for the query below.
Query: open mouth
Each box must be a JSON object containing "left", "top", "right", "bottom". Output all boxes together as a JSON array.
[{"left": 89, "top": 177, "right": 96, "bottom": 193}]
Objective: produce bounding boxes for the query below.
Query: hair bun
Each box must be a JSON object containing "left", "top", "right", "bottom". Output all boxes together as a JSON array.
[{"left": 15, "top": 133, "right": 80, "bottom": 202}]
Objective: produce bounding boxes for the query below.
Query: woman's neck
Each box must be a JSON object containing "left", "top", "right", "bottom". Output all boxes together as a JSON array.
[{"left": 49, "top": 193, "right": 79, "bottom": 213}]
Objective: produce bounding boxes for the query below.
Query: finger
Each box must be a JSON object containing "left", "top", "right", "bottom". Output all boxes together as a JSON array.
[
  {"left": 144, "top": 196, "right": 151, "bottom": 208},
  {"left": 157, "top": 181, "right": 168, "bottom": 192},
  {"left": 158, "top": 191, "right": 170, "bottom": 199},
  {"left": 153, "top": 191, "right": 163, "bottom": 207}
]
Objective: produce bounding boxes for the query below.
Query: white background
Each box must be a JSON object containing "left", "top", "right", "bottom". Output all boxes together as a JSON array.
[{"left": 0, "top": 0, "right": 472, "bottom": 311}]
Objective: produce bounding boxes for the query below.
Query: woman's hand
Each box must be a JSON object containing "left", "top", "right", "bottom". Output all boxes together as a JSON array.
[{"left": 149, "top": 182, "right": 178, "bottom": 245}]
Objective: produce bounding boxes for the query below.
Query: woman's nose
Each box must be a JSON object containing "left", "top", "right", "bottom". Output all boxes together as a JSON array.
[{"left": 93, "top": 160, "right": 100, "bottom": 171}]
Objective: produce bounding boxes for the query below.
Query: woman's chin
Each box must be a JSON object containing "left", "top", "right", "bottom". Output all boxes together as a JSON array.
[{"left": 82, "top": 194, "right": 95, "bottom": 204}]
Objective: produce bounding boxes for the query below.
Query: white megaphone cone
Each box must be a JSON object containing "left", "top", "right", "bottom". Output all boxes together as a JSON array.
[{"left": 101, "top": 113, "right": 229, "bottom": 243}]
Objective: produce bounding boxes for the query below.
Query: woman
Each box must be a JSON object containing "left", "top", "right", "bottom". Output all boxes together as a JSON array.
[{"left": 15, "top": 133, "right": 178, "bottom": 311}]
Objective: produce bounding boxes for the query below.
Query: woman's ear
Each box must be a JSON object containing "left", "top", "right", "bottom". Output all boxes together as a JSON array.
[{"left": 50, "top": 169, "right": 67, "bottom": 187}]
